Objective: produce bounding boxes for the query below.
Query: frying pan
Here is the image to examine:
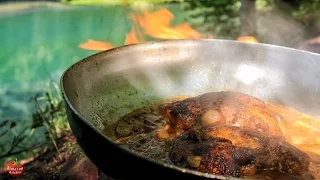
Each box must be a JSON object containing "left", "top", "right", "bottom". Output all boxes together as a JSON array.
[{"left": 60, "top": 39, "right": 320, "bottom": 179}]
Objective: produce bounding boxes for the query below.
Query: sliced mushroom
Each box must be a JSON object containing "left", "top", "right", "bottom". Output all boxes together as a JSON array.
[{"left": 116, "top": 120, "right": 133, "bottom": 137}]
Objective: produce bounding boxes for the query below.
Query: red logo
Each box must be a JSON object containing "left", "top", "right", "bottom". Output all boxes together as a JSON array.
[{"left": 5, "top": 159, "right": 24, "bottom": 177}]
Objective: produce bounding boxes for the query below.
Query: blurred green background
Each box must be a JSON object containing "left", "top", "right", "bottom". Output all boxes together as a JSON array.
[
  {"left": 0, "top": 3, "right": 184, "bottom": 120},
  {"left": 0, "top": 1, "right": 186, "bottom": 165},
  {"left": 0, "top": 0, "right": 319, "bottom": 166}
]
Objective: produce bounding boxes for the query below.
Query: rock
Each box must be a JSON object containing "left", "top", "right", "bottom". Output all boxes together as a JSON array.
[
  {"left": 298, "top": 36, "right": 320, "bottom": 54},
  {"left": 59, "top": 150, "right": 99, "bottom": 180}
]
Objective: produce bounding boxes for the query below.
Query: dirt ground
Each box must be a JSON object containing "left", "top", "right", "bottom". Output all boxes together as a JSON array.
[
  {"left": 0, "top": 129, "right": 113, "bottom": 180},
  {"left": 0, "top": 131, "right": 78, "bottom": 180}
]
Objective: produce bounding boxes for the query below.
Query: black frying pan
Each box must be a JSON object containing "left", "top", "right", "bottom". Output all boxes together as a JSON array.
[{"left": 60, "top": 39, "right": 320, "bottom": 179}]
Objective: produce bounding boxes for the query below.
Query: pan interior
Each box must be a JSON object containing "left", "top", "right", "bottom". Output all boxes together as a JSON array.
[{"left": 62, "top": 40, "right": 320, "bottom": 132}]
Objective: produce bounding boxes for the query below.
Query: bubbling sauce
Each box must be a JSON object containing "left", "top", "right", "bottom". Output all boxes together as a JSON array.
[{"left": 103, "top": 97, "right": 320, "bottom": 179}]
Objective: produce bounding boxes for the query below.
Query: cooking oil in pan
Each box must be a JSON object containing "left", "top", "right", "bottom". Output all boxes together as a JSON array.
[{"left": 103, "top": 104, "right": 173, "bottom": 164}]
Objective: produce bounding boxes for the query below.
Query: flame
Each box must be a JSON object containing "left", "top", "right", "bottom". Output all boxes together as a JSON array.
[
  {"left": 237, "top": 36, "right": 259, "bottom": 43},
  {"left": 78, "top": 26, "right": 138, "bottom": 51},
  {"left": 79, "top": 39, "right": 114, "bottom": 51},
  {"left": 79, "top": 8, "right": 210, "bottom": 51},
  {"left": 124, "top": 26, "right": 139, "bottom": 45},
  {"left": 79, "top": 8, "right": 259, "bottom": 51},
  {"left": 130, "top": 8, "right": 204, "bottom": 39}
]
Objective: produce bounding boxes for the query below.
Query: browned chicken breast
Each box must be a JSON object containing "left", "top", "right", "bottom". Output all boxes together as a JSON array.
[
  {"left": 162, "top": 91, "right": 284, "bottom": 137},
  {"left": 169, "top": 125, "right": 310, "bottom": 177}
]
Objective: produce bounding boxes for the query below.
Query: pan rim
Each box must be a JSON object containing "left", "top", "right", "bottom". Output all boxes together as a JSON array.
[{"left": 62, "top": 39, "right": 320, "bottom": 76}]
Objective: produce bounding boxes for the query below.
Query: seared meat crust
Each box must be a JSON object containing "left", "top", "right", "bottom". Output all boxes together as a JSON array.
[
  {"left": 169, "top": 125, "right": 310, "bottom": 177},
  {"left": 163, "top": 91, "right": 283, "bottom": 137}
]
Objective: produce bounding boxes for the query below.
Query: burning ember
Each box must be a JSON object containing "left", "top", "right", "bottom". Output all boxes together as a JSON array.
[{"left": 79, "top": 8, "right": 257, "bottom": 51}]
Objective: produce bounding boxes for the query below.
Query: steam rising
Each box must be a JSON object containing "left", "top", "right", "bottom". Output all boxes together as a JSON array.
[
  {"left": 102, "top": 40, "right": 319, "bottom": 115},
  {"left": 107, "top": 40, "right": 320, "bottom": 158},
  {"left": 235, "top": 64, "right": 265, "bottom": 85}
]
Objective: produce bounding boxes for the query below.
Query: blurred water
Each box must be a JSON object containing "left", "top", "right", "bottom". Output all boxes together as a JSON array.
[{"left": 0, "top": 4, "right": 184, "bottom": 121}]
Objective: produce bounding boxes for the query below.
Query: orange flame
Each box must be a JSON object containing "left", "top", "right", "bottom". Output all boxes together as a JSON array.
[
  {"left": 79, "top": 39, "right": 114, "bottom": 51},
  {"left": 124, "top": 26, "right": 139, "bottom": 45},
  {"left": 130, "top": 8, "right": 204, "bottom": 39},
  {"left": 79, "top": 25, "right": 139, "bottom": 51},
  {"left": 79, "top": 8, "right": 209, "bottom": 51},
  {"left": 237, "top": 36, "right": 259, "bottom": 43},
  {"left": 79, "top": 8, "right": 259, "bottom": 51}
]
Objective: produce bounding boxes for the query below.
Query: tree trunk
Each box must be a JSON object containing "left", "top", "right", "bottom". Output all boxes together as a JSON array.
[{"left": 239, "top": 0, "right": 257, "bottom": 36}]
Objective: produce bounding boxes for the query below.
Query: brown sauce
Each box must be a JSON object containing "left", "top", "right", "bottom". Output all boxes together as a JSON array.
[
  {"left": 103, "top": 100, "right": 320, "bottom": 179},
  {"left": 104, "top": 105, "right": 173, "bottom": 164}
]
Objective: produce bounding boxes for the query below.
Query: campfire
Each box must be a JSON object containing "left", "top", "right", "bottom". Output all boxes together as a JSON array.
[{"left": 79, "top": 8, "right": 258, "bottom": 51}]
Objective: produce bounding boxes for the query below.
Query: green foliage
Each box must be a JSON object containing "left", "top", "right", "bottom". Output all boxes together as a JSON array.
[
  {"left": 61, "top": 0, "right": 184, "bottom": 5},
  {"left": 182, "top": 0, "right": 319, "bottom": 40},
  {"left": 30, "top": 81, "right": 69, "bottom": 157},
  {"left": 262, "top": 0, "right": 320, "bottom": 36},
  {"left": 181, "top": 0, "right": 241, "bottom": 39},
  {"left": 289, "top": 0, "right": 320, "bottom": 28},
  {"left": 0, "top": 81, "right": 70, "bottom": 165},
  {"left": 256, "top": 0, "right": 274, "bottom": 11},
  {"left": 61, "top": 0, "right": 319, "bottom": 39}
]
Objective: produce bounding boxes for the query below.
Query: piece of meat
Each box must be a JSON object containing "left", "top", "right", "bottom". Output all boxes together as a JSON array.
[
  {"left": 169, "top": 130, "right": 257, "bottom": 177},
  {"left": 169, "top": 125, "right": 310, "bottom": 177},
  {"left": 162, "top": 91, "right": 283, "bottom": 137}
]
